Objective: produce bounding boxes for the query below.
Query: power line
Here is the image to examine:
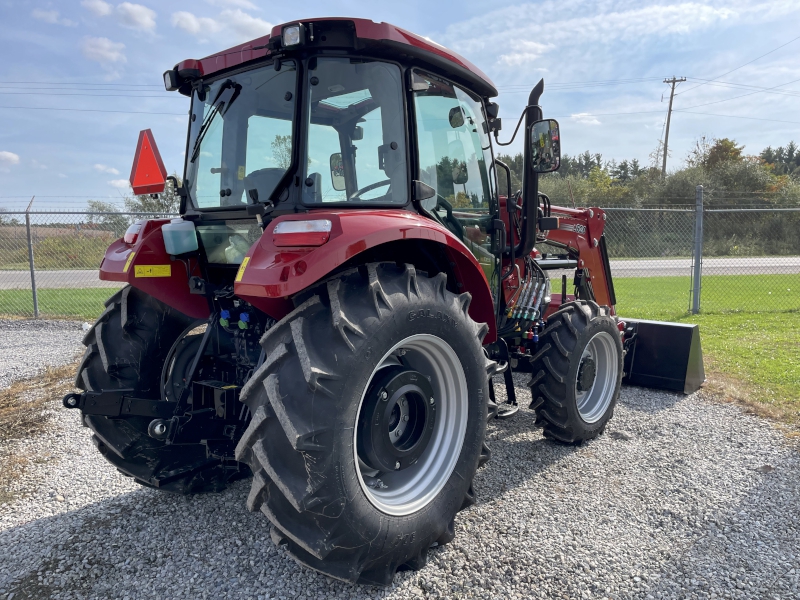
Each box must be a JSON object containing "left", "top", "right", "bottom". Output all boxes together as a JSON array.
[
  {"left": 0, "top": 80, "right": 162, "bottom": 87},
  {"left": 0, "top": 92, "right": 179, "bottom": 99},
  {"left": 0, "top": 105, "right": 185, "bottom": 115},
  {"left": 676, "top": 34, "right": 800, "bottom": 96},
  {"left": 549, "top": 109, "right": 800, "bottom": 124},
  {"left": 686, "top": 78, "right": 800, "bottom": 97},
  {"left": 677, "top": 77, "right": 800, "bottom": 110},
  {"left": 672, "top": 110, "right": 800, "bottom": 125}
]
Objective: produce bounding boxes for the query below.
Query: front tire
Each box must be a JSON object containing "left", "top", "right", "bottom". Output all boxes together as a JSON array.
[
  {"left": 235, "top": 263, "right": 494, "bottom": 585},
  {"left": 528, "top": 300, "right": 622, "bottom": 444}
]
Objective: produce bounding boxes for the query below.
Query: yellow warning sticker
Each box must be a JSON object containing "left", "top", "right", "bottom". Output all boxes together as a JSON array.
[
  {"left": 237, "top": 165, "right": 245, "bottom": 180},
  {"left": 234, "top": 256, "right": 250, "bottom": 283},
  {"left": 122, "top": 251, "right": 136, "bottom": 273},
  {"left": 134, "top": 264, "right": 171, "bottom": 278},
  {"left": 222, "top": 384, "right": 238, "bottom": 389}
]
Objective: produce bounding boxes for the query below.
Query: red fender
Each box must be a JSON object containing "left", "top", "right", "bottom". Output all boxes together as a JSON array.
[
  {"left": 98, "top": 220, "right": 210, "bottom": 319},
  {"left": 235, "top": 209, "right": 497, "bottom": 342}
]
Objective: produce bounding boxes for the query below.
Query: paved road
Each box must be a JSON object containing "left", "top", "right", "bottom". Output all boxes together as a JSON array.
[{"left": 1, "top": 256, "right": 799, "bottom": 290}]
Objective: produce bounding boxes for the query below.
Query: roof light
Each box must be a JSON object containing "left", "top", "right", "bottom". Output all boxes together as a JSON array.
[
  {"left": 273, "top": 219, "right": 331, "bottom": 247},
  {"left": 282, "top": 24, "right": 304, "bottom": 47},
  {"left": 124, "top": 220, "right": 145, "bottom": 245},
  {"left": 163, "top": 70, "right": 180, "bottom": 92}
]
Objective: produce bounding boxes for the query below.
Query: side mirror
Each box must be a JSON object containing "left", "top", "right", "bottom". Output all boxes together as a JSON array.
[
  {"left": 529, "top": 119, "right": 561, "bottom": 174},
  {"left": 351, "top": 126, "right": 363, "bottom": 141},
  {"left": 448, "top": 106, "right": 465, "bottom": 129},
  {"left": 330, "top": 153, "right": 346, "bottom": 191}
]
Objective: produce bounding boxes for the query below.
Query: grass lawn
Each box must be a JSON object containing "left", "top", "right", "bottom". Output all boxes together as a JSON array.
[
  {"left": 612, "top": 275, "right": 799, "bottom": 424},
  {"left": 0, "top": 288, "right": 117, "bottom": 321}
]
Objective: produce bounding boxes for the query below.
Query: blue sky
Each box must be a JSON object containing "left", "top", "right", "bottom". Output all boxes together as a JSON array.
[{"left": 1, "top": 0, "right": 799, "bottom": 210}]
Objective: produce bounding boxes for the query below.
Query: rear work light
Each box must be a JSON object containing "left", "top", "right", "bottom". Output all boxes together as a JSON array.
[
  {"left": 124, "top": 220, "right": 145, "bottom": 245},
  {"left": 273, "top": 219, "right": 332, "bottom": 247},
  {"left": 282, "top": 24, "right": 304, "bottom": 47}
]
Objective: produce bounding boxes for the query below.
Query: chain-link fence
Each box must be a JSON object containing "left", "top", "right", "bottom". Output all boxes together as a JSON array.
[
  {"left": 0, "top": 211, "right": 177, "bottom": 320},
  {"left": 1, "top": 195, "right": 798, "bottom": 321}
]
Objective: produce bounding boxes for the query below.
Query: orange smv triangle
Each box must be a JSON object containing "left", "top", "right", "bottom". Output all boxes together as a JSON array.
[{"left": 129, "top": 129, "right": 168, "bottom": 195}]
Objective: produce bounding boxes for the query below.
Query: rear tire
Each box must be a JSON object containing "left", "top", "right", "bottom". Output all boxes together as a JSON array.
[
  {"left": 76, "top": 286, "right": 247, "bottom": 493},
  {"left": 235, "top": 263, "right": 494, "bottom": 585},
  {"left": 528, "top": 300, "right": 622, "bottom": 444}
]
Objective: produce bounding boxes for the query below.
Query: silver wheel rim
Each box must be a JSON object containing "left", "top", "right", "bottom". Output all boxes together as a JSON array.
[
  {"left": 354, "top": 334, "right": 468, "bottom": 516},
  {"left": 575, "top": 331, "right": 618, "bottom": 424}
]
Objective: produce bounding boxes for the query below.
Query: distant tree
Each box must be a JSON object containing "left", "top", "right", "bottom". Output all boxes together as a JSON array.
[
  {"left": 272, "top": 134, "right": 292, "bottom": 169},
  {"left": 0, "top": 207, "right": 21, "bottom": 226},
  {"left": 761, "top": 141, "right": 800, "bottom": 176},
  {"left": 705, "top": 138, "right": 744, "bottom": 170},
  {"left": 87, "top": 200, "right": 131, "bottom": 237},
  {"left": 124, "top": 174, "right": 182, "bottom": 215}
]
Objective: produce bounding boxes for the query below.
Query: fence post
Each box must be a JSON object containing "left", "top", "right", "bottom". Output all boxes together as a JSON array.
[
  {"left": 25, "top": 196, "right": 39, "bottom": 318},
  {"left": 691, "top": 185, "right": 703, "bottom": 314}
]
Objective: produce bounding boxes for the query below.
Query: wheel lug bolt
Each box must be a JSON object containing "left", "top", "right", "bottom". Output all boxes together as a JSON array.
[
  {"left": 380, "top": 390, "right": 388, "bottom": 401},
  {"left": 429, "top": 397, "right": 435, "bottom": 405},
  {"left": 403, "top": 415, "right": 409, "bottom": 422},
  {"left": 395, "top": 461, "right": 400, "bottom": 470}
]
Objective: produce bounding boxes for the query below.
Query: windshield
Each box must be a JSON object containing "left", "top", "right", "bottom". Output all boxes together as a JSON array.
[
  {"left": 303, "top": 58, "right": 407, "bottom": 204},
  {"left": 186, "top": 61, "right": 297, "bottom": 209}
]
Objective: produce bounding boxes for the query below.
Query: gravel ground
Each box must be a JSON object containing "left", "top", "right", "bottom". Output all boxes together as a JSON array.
[
  {"left": 0, "top": 319, "right": 84, "bottom": 388},
  {"left": 1, "top": 335, "right": 799, "bottom": 599}
]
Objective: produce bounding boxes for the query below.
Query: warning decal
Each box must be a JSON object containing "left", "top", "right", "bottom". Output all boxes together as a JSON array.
[{"left": 134, "top": 264, "right": 171, "bottom": 278}]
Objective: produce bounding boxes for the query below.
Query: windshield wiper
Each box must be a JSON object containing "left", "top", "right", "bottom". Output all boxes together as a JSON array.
[{"left": 189, "top": 80, "right": 242, "bottom": 163}]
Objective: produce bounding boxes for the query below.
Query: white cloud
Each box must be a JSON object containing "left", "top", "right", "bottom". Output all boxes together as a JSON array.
[
  {"left": 206, "top": 0, "right": 258, "bottom": 9},
  {"left": 58, "top": 173, "right": 68, "bottom": 179},
  {"left": 116, "top": 2, "right": 157, "bottom": 31},
  {"left": 31, "top": 8, "right": 76, "bottom": 26},
  {"left": 172, "top": 9, "right": 270, "bottom": 43},
  {"left": 172, "top": 11, "right": 221, "bottom": 37},
  {"left": 571, "top": 113, "right": 602, "bottom": 126},
  {"left": 81, "top": 0, "right": 112, "bottom": 17},
  {"left": 81, "top": 37, "right": 127, "bottom": 64},
  {"left": 220, "top": 9, "right": 271, "bottom": 41},
  {"left": 31, "top": 160, "right": 48, "bottom": 170},
  {"left": 108, "top": 179, "right": 130, "bottom": 188},
  {"left": 94, "top": 164, "right": 120, "bottom": 175},
  {"left": 497, "top": 41, "right": 552, "bottom": 68},
  {"left": 0, "top": 151, "right": 20, "bottom": 165}
]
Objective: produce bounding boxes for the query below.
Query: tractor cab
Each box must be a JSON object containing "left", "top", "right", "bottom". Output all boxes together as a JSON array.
[{"left": 165, "top": 18, "right": 546, "bottom": 287}]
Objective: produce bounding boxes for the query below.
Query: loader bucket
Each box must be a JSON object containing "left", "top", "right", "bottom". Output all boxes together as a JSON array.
[{"left": 621, "top": 319, "right": 705, "bottom": 394}]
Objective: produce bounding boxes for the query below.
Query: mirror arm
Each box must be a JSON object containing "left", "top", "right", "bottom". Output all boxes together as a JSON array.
[
  {"left": 493, "top": 104, "right": 540, "bottom": 147},
  {"left": 518, "top": 79, "right": 545, "bottom": 258}
]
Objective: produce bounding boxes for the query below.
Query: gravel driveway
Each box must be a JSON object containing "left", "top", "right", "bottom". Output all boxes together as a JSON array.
[
  {"left": 0, "top": 319, "right": 84, "bottom": 388},
  {"left": 1, "top": 325, "right": 798, "bottom": 599}
]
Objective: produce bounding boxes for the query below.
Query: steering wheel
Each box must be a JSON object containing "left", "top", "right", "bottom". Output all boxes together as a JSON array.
[{"left": 350, "top": 179, "right": 391, "bottom": 201}]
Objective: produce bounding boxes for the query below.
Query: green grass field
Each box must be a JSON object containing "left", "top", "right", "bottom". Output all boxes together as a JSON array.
[
  {"left": 2, "top": 274, "right": 798, "bottom": 423},
  {"left": 0, "top": 288, "right": 117, "bottom": 321},
  {"left": 555, "top": 274, "right": 800, "bottom": 423}
]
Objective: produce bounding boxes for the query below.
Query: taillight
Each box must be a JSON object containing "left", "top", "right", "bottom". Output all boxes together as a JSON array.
[
  {"left": 273, "top": 219, "right": 332, "bottom": 247},
  {"left": 124, "top": 220, "right": 145, "bottom": 245}
]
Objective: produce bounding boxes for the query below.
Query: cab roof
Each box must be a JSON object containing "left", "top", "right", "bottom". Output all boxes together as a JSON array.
[{"left": 174, "top": 17, "right": 497, "bottom": 98}]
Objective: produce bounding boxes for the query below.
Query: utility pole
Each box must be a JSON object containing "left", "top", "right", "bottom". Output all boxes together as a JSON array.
[{"left": 662, "top": 76, "right": 686, "bottom": 177}]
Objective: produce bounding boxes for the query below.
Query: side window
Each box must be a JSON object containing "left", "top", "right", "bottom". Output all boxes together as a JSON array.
[{"left": 412, "top": 71, "right": 496, "bottom": 275}]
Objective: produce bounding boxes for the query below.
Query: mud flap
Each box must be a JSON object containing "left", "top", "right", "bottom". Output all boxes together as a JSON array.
[{"left": 621, "top": 318, "right": 705, "bottom": 394}]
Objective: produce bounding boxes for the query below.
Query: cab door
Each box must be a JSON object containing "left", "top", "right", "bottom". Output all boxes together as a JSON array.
[{"left": 410, "top": 70, "right": 498, "bottom": 280}]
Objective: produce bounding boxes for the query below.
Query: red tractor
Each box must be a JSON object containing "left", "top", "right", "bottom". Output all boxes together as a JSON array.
[{"left": 64, "top": 18, "right": 703, "bottom": 586}]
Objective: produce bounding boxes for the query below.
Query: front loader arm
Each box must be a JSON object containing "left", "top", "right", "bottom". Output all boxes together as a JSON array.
[{"left": 538, "top": 205, "right": 616, "bottom": 314}]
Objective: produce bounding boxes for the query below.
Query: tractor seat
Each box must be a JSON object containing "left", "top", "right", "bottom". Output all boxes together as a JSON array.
[{"left": 244, "top": 168, "right": 286, "bottom": 203}]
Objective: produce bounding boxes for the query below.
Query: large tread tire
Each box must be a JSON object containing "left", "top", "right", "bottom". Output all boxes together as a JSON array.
[
  {"left": 235, "top": 263, "right": 493, "bottom": 585},
  {"left": 76, "top": 285, "right": 246, "bottom": 494},
  {"left": 528, "top": 300, "right": 622, "bottom": 444}
]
